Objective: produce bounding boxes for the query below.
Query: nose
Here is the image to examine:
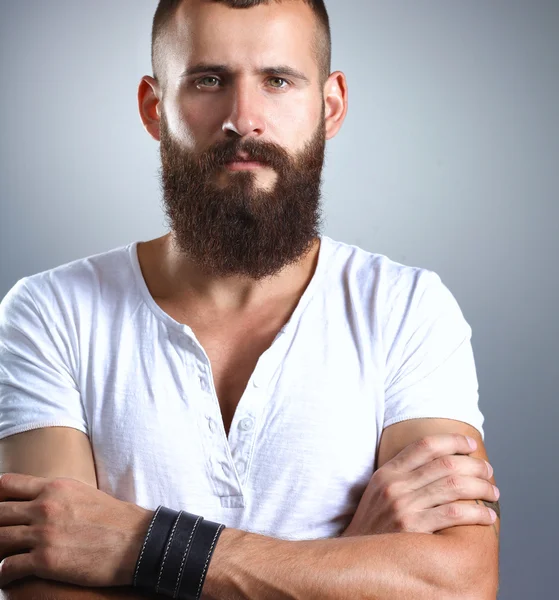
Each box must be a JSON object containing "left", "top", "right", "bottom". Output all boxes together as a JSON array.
[{"left": 222, "top": 79, "right": 266, "bottom": 138}]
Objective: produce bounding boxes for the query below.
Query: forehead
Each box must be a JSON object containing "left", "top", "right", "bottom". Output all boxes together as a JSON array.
[{"left": 166, "top": 0, "right": 319, "bottom": 78}]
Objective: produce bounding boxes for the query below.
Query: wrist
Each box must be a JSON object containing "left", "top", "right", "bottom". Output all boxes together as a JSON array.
[
  {"left": 132, "top": 507, "right": 228, "bottom": 600},
  {"left": 202, "top": 528, "right": 249, "bottom": 599}
]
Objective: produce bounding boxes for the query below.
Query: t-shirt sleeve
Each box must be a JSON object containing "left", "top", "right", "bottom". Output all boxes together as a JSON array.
[
  {"left": 0, "top": 278, "right": 88, "bottom": 440},
  {"left": 383, "top": 269, "right": 485, "bottom": 440}
]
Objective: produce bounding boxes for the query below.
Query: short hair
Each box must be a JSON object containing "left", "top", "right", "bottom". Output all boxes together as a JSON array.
[{"left": 151, "top": 0, "right": 332, "bottom": 91}]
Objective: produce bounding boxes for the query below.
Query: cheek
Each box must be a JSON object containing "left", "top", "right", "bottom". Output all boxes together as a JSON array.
[
  {"left": 167, "top": 97, "right": 221, "bottom": 149},
  {"left": 268, "top": 99, "right": 322, "bottom": 152}
]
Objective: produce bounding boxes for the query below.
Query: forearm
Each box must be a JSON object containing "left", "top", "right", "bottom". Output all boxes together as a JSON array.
[
  {"left": 203, "top": 528, "right": 488, "bottom": 600},
  {"left": 1, "top": 526, "right": 496, "bottom": 600},
  {"left": 0, "top": 579, "right": 150, "bottom": 600}
]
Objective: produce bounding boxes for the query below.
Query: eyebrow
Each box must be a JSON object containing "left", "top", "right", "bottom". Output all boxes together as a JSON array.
[{"left": 179, "top": 64, "right": 310, "bottom": 83}]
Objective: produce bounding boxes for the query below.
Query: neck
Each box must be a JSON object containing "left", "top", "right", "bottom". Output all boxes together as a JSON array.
[{"left": 137, "top": 233, "right": 321, "bottom": 316}]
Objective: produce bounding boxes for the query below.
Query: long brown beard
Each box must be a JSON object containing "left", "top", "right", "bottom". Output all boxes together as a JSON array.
[{"left": 158, "top": 110, "right": 326, "bottom": 280}]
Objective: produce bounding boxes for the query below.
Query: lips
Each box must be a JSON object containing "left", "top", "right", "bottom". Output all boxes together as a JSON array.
[
  {"left": 225, "top": 157, "right": 268, "bottom": 168},
  {"left": 227, "top": 150, "right": 269, "bottom": 164},
  {"left": 228, "top": 155, "right": 263, "bottom": 164}
]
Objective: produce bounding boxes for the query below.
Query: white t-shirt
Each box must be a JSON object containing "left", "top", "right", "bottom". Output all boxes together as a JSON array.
[{"left": 0, "top": 235, "right": 484, "bottom": 540}]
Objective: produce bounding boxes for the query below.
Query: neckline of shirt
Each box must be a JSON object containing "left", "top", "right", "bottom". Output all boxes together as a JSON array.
[{"left": 126, "top": 235, "right": 334, "bottom": 338}]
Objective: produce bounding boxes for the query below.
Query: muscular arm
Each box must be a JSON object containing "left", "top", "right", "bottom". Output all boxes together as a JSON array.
[
  {"left": 2, "top": 526, "right": 492, "bottom": 600},
  {"left": 198, "top": 423, "right": 498, "bottom": 600},
  {"left": 200, "top": 525, "right": 488, "bottom": 600},
  {"left": 1, "top": 422, "right": 498, "bottom": 600},
  {"left": 0, "top": 429, "right": 158, "bottom": 600},
  {"left": 200, "top": 419, "right": 499, "bottom": 600},
  {"left": 2, "top": 526, "right": 491, "bottom": 600},
  {"left": 0, "top": 428, "right": 112, "bottom": 600}
]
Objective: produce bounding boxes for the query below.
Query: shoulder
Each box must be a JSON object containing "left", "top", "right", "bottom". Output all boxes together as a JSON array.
[
  {"left": 0, "top": 243, "right": 138, "bottom": 335},
  {"left": 323, "top": 235, "right": 430, "bottom": 284},
  {"left": 322, "top": 235, "right": 444, "bottom": 317}
]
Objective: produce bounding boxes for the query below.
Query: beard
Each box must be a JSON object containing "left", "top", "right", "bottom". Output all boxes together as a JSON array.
[{"left": 158, "top": 110, "right": 326, "bottom": 280}]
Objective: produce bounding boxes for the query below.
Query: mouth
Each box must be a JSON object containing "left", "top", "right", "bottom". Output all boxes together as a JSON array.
[
  {"left": 223, "top": 151, "right": 270, "bottom": 170},
  {"left": 224, "top": 160, "right": 268, "bottom": 171}
]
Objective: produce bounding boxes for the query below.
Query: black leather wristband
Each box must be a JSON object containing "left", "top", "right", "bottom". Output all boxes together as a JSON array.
[
  {"left": 177, "top": 518, "right": 226, "bottom": 600},
  {"left": 155, "top": 510, "right": 203, "bottom": 598},
  {"left": 133, "top": 505, "right": 179, "bottom": 591}
]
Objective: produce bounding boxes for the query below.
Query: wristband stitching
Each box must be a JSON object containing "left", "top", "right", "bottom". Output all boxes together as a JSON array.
[
  {"left": 173, "top": 515, "right": 203, "bottom": 599},
  {"left": 133, "top": 505, "right": 162, "bottom": 587},
  {"left": 195, "top": 524, "right": 225, "bottom": 600},
  {"left": 156, "top": 510, "right": 183, "bottom": 594}
]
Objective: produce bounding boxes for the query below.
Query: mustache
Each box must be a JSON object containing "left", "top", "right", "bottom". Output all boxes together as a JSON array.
[{"left": 197, "top": 138, "right": 292, "bottom": 174}]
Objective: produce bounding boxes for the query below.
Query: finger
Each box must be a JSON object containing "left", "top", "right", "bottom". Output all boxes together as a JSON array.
[
  {"left": 422, "top": 501, "right": 497, "bottom": 533},
  {"left": 0, "top": 474, "right": 47, "bottom": 502},
  {"left": 415, "top": 475, "right": 500, "bottom": 510},
  {"left": 0, "top": 552, "right": 36, "bottom": 588},
  {"left": 386, "top": 434, "right": 477, "bottom": 473},
  {"left": 408, "top": 455, "right": 492, "bottom": 491},
  {"left": 0, "top": 526, "right": 36, "bottom": 561},
  {"left": 0, "top": 502, "right": 34, "bottom": 527}
]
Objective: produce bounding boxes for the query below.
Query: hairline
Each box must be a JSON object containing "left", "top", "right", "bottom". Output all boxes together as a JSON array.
[{"left": 152, "top": 0, "right": 332, "bottom": 93}]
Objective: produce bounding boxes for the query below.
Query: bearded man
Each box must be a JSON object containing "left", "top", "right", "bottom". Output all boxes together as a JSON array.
[{"left": 0, "top": 1, "right": 499, "bottom": 599}]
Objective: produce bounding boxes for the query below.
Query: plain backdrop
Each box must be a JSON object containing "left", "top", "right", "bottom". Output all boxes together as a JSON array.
[{"left": 1, "top": 1, "right": 558, "bottom": 598}]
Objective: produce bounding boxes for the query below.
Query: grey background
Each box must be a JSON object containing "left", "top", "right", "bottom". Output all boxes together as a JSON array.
[{"left": 1, "top": 1, "right": 557, "bottom": 597}]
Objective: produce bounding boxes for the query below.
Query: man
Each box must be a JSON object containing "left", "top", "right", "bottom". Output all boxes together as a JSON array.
[{"left": 0, "top": 1, "right": 500, "bottom": 598}]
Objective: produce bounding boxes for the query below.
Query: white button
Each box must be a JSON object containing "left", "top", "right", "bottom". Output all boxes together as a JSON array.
[
  {"left": 239, "top": 418, "right": 254, "bottom": 431},
  {"left": 208, "top": 419, "right": 215, "bottom": 433},
  {"left": 237, "top": 462, "right": 246, "bottom": 475}
]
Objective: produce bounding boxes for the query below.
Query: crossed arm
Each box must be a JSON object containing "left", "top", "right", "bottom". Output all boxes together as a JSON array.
[
  {"left": 0, "top": 420, "right": 499, "bottom": 600},
  {"left": 1, "top": 528, "right": 495, "bottom": 600},
  {"left": 200, "top": 418, "right": 499, "bottom": 599},
  {"left": 202, "top": 525, "right": 496, "bottom": 599}
]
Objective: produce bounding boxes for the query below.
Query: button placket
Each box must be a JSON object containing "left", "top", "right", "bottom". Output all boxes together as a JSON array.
[
  {"left": 231, "top": 449, "right": 251, "bottom": 480},
  {"left": 199, "top": 364, "right": 243, "bottom": 496},
  {"left": 179, "top": 329, "right": 246, "bottom": 501},
  {"left": 226, "top": 408, "right": 257, "bottom": 483}
]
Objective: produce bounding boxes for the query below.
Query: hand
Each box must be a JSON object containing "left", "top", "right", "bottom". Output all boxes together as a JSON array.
[
  {"left": 341, "top": 434, "right": 499, "bottom": 537},
  {"left": 0, "top": 474, "right": 154, "bottom": 589}
]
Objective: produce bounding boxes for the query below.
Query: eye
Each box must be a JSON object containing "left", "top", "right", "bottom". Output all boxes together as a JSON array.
[
  {"left": 268, "top": 77, "right": 289, "bottom": 89},
  {"left": 196, "top": 76, "right": 221, "bottom": 88}
]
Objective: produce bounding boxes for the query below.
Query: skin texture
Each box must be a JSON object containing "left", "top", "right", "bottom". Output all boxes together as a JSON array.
[
  {"left": 0, "top": 475, "right": 152, "bottom": 588},
  {"left": 341, "top": 428, "right": 500, "bottom": 538}
]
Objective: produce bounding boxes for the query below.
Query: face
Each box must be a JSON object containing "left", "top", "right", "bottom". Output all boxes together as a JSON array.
[{"left": 154, "top": 0, "right": 332, "bottom": 279}]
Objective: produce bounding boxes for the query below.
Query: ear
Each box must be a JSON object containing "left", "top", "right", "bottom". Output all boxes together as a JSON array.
[
  {"left": 138, "top": 76, "right": 163, "bottom": 142},
  {"left": 323, "top": 71, "right": 348, "bottom": 140}
]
